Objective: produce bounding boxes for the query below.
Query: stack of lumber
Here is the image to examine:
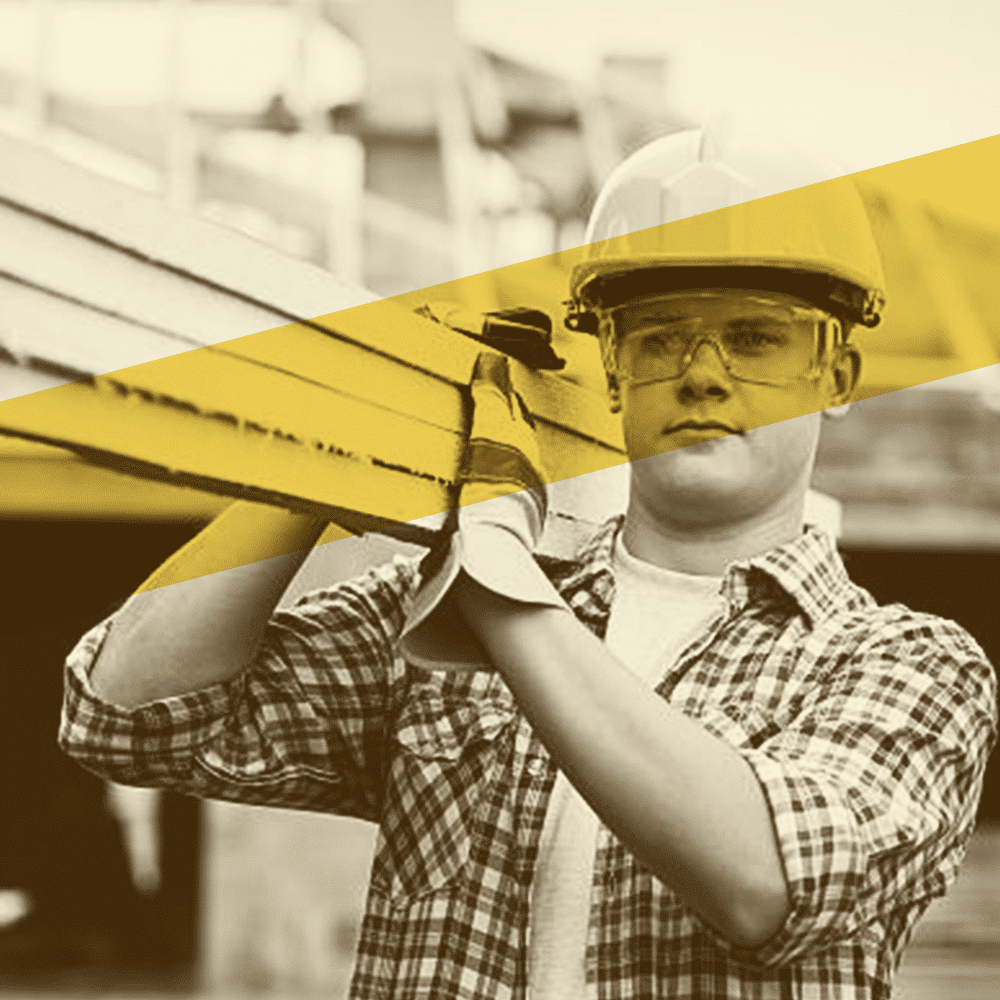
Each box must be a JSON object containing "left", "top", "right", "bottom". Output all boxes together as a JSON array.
[{"left": 0, "top": 133, "right": 625, "bottom": 544}]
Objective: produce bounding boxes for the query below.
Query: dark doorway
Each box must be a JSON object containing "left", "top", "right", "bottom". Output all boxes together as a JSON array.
[
  {"left": 0, "top": 520, "right": 206, "bottom": 991},
  {"left": 842, "top": 548, "right": 1000, "bottom": 821}
]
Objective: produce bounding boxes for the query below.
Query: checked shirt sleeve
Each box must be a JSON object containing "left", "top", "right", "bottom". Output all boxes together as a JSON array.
[
  {"left": 739, "top": 614, "right": 997, "bottom": 968},
  {"left": 60, "top": 556, "right": 420, "bottom": 821}
]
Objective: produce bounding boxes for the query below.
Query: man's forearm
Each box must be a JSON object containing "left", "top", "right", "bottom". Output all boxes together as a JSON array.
[
  {"left": 454, "top": 572, "right": 791, "bottom": 950},
  {"left": 90, "top": 502, "right": 329, "bottom": 709}
]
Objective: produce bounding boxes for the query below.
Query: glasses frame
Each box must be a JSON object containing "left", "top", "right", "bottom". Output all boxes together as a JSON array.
[{"left": 608, "top": 292, "right": 842, "bottom": 390}]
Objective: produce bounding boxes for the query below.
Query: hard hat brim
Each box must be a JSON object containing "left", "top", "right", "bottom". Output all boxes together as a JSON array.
[{"left": 570, "top": 256, "right": 885, "bottom": 329}]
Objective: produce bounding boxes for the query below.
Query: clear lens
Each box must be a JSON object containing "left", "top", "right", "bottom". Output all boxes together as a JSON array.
[{"left": 613, "top": 291, "right": 825, "bottom": 387}]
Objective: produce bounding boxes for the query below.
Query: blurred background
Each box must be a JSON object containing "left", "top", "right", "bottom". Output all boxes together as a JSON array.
[{"left": 0, "top": 1, "right": 998, "bottom": 997}]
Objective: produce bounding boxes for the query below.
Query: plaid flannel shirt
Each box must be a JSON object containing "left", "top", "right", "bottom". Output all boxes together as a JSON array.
[{"left": 61, "top": 520, "right": 997, "bottom": 999}]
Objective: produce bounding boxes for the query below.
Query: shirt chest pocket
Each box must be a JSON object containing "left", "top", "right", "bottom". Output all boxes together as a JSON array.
[{"left": 372, "top": 689, "right": 515, "bottom": 907}]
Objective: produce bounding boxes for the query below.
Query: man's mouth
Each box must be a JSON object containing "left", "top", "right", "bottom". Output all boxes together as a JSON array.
[{"left": 664, "top": 420, "right": 742, "bottom": 436}]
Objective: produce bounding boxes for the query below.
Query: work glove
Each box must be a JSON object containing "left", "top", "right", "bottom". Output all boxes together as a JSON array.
[
  {"left": 399, "top": 351, "right": 567, "bottom": 672},
  {"left": 415, "top": 301, "right": 565, "bottom": 370}
]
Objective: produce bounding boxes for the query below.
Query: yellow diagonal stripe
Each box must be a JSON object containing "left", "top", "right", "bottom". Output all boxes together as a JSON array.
[{"left": 1, "top": 135, "right": 998, "bottom": 590}]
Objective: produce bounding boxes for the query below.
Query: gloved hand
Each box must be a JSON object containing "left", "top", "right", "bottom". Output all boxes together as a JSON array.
[{"left": 399, "top": 352, "right": 566, "bottom": 671}]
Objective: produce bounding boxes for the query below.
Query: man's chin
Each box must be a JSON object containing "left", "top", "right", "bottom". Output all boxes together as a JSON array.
[
  {"left": 631, "top": 448, "right": 757, "bottom": 522},
  {"left": 648, "top": 433, "right": 750, "bottom": 476}
]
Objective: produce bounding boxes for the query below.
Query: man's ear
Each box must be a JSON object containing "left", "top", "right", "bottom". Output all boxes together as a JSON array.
[{"left": 826, "top": 344, "right": 861, "bottom": 410}]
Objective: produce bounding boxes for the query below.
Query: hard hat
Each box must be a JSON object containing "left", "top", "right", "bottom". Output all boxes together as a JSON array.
[{"left": 568, "top": 125, "right": 886, "bottom": 333}]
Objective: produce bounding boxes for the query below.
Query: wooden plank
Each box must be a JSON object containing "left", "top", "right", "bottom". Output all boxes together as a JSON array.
[
  {"left": 0, "top": 131, "right": 625, "bottom": 544},
  {"left": 0, "top": 258, "right": 622, "bottom": 459},
  {"left": 0, "top": 200, "right": 292, "bottom": 350},
  {"left": 0, "top": 131, "right": 377, "bottom": 322},
  {"left": 0, "top": 341, "right": 624, "bottom": 544},
  {"left": 0, "top": 375, "right": 453, "bottom": 541},
  {"left": 0, "top": 139, "right": 623, "bottom": 450},
  {"left": 0, "top": 442, "right": 229, "bottom": 520},
  {"left": 0, "top": 274, "right": 200, "bottom": 381},
  {"left": 0, "top": 247, "right": 617, "bottom": 448},
  {"left": 99, "top": 348, "right": 464, "bottom": 480}
]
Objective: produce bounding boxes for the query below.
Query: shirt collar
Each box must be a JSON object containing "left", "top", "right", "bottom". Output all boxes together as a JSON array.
[
  {"left": 724, "top": 524, "right": 858, "bottom": 628},
  {"left": 537, "top": 517, "right": 620, "bottom": 638},
  {"left": 545, "top": 517, "right": 856, "bottom": 632}
]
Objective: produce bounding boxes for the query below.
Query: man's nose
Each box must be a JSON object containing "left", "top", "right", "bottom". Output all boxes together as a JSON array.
[{"left": 677, "top": 338, "right": 733, "bottom": 399}]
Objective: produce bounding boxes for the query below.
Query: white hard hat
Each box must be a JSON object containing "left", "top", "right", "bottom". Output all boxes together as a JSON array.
[{"left": 569, "top": 125, "right": 886, "bottom": 331}]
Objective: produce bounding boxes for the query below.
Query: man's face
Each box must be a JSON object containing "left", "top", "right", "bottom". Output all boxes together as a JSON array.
[{"left": 609, "top": 289, "right": 860, "bottom": 528}]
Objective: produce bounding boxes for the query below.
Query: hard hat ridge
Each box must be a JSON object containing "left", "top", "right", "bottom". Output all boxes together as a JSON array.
[{"left": 569, "top": 125, "right": 887, "bottom": 332}]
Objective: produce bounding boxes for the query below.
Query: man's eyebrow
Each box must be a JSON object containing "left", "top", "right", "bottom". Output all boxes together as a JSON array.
[{"left": 629, "top": 309, "right": 689, "bottom": 324}]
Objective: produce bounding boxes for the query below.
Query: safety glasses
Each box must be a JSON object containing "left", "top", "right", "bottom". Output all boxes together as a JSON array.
[{"left": 611, "top": 290, "right": 840, "bottom": 388}]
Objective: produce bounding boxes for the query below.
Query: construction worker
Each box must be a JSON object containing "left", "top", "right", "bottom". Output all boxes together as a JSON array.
[{"left": 61, "top": 127, "right": 997, "bottom": 999}]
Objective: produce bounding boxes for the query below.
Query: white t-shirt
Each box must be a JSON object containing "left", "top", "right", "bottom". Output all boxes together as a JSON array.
[{"left": 528, "top": 536, "right": 724, "bottom": 1000}]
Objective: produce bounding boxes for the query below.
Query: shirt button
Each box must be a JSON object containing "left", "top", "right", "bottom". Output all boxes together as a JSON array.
[{"left": 526, "top": 759, "right": 544, "bottom": 777}]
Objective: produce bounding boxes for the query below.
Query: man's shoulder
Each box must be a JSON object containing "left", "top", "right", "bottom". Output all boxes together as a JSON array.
[
  {"left": 819, "top": 581, "right": 996, "bottom": 719},
  {"left": 748, "top": 525, "right": 992, "bottom": 678},
  {"left": 833, "top": 573, "right": 988, "bottom": 665},
  {"left": 278, "top": 551, "right": 423, "bottom": 635}
]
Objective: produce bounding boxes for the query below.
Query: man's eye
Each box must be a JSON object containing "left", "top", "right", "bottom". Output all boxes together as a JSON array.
[
  {"left": 637, "top": 332, "right": 680, "bottom": 355},
  {"left": 726, "top": 325, "right": 786, "bottom": 350}
]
